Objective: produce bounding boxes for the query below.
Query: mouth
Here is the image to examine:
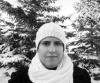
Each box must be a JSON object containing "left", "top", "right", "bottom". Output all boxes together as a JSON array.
[
  {"left": 47, "top": 54, "right": 57, "bottom": 57},
  {"left": 46, "top": 55, "right": 58, "bottom": 60}
]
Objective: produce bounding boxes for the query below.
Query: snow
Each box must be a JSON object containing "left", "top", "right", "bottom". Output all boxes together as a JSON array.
[
  {"left": 3, "top": 0, "right": 22, "bottom": 8},
  {"left": 0, "top": 68, "right": 16, "bottom": 83},
  {"left": 91, "top": 77, "right": 100, "bottom": 83}
]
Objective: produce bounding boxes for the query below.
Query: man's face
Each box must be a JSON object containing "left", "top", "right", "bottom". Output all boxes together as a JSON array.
[{"left": 37, "top": 37, "right": 64, "bottom": 69}]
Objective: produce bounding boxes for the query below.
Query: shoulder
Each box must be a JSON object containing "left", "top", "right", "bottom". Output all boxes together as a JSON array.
[
  {"left": 73, "top": 66, "right": 91, "bottom": 83},
  {"left": 74, "top": 66, "right": 88, "bottom": 75},
  {"left": 8, "top": 66, "right": 32, "bottom": 83}
]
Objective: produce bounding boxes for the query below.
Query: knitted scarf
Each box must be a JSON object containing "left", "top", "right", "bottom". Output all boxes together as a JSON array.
[{"left": 28, "top": 53, "right": 73, "bottom": 83}]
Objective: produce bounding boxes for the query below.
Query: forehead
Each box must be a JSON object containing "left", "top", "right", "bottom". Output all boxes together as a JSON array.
[{"left": 41, "top": 37, "right": 63, "bottom": 42}]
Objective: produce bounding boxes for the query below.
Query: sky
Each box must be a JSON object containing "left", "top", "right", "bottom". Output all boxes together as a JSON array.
[
  {"left": 54, "top": 0, "right": 78, "bottom": 16},
  {"left": 51, "top": 0, "right": 80, "bottom": 27}
]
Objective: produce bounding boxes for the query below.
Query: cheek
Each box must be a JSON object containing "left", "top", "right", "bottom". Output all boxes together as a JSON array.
[
  {"left": 38, "top": 46, "right": 47, "bottom": 58},
  {"left": 56, "top": 47, "right": 64, "bottom": 58},
  {"left": 58, "top": 47, "right": 64, "bottom": 53}
]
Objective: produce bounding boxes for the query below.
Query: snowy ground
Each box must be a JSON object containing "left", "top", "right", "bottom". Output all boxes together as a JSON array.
[
  {"left": 0, "top": 68, "right": 16, "bottom": 83},
  {"left": 0, "top": 68, "right": 100, "bottom": 83},
  {"left": 91, "top": 78, "right": 100, "bottom": 83}
]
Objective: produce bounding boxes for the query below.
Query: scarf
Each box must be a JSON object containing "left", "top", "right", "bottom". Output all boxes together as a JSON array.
[{"left": 28, "top": 53, "right": 73, "bottom": 83}]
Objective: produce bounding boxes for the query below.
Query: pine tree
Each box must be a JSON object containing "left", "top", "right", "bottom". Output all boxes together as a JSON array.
[
  {"left": 0, "top": 0, "right": 66, "bottom": 69},
  {"left": 68, "top": 0, "right": 100, "bottom": 79}
]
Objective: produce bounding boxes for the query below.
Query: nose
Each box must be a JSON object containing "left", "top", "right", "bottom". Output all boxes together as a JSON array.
[{"left": 48, "top": 43, "right": 56, "bottom": 53}]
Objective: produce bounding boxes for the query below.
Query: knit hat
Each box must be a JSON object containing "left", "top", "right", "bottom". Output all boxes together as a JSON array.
[{"left": 35, "top": 22, "right": 66, "bottom": 49}]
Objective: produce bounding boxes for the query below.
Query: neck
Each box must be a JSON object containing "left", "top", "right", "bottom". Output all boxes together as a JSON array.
[{"left": 46, "top": 67, "right": 57, "bottom": 70}]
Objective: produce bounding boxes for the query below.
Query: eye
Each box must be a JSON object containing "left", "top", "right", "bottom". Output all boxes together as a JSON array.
[
  {"left": 41, "top": 41, "right": 50, "bottom": 46},
  {"left": 54, "top": 41, "right": 63, "bottom": 46}
]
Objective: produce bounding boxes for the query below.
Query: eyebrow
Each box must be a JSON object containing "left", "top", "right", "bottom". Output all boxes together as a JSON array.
[{"left": 40, "top": 40, "right": 63, "bottom": 45}]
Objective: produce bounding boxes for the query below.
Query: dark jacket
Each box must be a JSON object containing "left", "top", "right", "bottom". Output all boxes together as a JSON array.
[{"left": 8, "top": 66, "right": 91, "bottom": 83}]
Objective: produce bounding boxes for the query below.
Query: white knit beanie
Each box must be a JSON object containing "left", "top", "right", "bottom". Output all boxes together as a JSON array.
[{"left": 35, "top": 22, "right": 66, "bottom": 49}]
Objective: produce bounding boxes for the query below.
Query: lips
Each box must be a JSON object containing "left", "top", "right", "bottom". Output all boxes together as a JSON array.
[
  {"left": 46, "top": 55, "right": 58, "bottom": 60},
  {"left": 47, "top": 53, "right": 57, "bottom": 57}
]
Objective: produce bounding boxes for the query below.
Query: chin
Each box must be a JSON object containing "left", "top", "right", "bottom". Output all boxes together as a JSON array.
[{"left": 46, "top": 63, "right": 58, "bottom": 68}]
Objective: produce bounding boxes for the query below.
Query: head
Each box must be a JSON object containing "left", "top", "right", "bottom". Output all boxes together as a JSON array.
[{"left": 35, "top": 22, "right": 66, "bottom": 69}]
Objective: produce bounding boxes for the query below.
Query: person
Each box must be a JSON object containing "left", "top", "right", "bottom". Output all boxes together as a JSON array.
[{"left": 9, "top": 22, "right": 91, "bottom": 83}]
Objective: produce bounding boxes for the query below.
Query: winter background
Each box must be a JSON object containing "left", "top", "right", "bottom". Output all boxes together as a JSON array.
[{"left": 0, "top": 0, "right": 100, "bottom": 83}]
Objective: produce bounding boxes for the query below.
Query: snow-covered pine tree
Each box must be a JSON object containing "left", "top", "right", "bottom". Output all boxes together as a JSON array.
[
  {"left": 67, "top": 0, "right": 100, "bottom": 80},
  {"left": 0, "top": 0, "right": 67, "bottom": 70}
]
